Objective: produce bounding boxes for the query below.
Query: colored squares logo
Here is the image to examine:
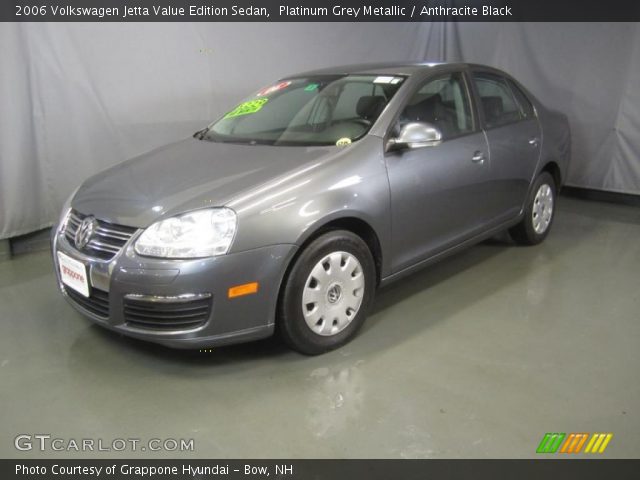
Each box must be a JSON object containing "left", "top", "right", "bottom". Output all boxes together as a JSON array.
[
  {"left": 537, "top": 433, "right": 565, "bottom": 453},
  {"left": 559, "top": 433, "right": 589, "bottom": 453},
  {"left": 584, "top": 433, "right": 613, "bottom": 454},
  {"left": 537, "top": 433, "right": 613, "bottom": 454}
]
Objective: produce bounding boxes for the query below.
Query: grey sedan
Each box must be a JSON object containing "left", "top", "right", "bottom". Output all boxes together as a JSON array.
[{"left": 52, "top": 62, "right": 570, "bottom": 354}]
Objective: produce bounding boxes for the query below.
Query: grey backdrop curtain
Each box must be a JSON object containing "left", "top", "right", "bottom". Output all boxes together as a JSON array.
[
  {"left": 1, "top": 22, "right": 639, "bottom": 239},
  {"left": 432, "top": 23, "right": 640, "bottom": 198}
]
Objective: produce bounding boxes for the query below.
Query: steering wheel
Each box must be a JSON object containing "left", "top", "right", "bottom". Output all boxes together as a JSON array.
[{"left": 351, "top": 118, "right": 372, "bottom": 128}]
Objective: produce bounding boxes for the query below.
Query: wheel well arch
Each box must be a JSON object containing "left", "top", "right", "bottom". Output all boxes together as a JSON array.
[
  {"left": 541, "top": 161, "right": 562, "bottom": 190},
  {"left": 294, "top": 216, "right": 383, "bottom": 286}
]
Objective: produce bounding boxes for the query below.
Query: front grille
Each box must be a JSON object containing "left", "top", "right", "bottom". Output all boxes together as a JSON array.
[
  {"left": 65, "top": 210, "right": 137, "bottom": 261},
  {"left": 124, "top": 295, "right": 212, "bottom": 331},
  {"left": 64, "top": 287, "right": 110, "bottom": 318}
]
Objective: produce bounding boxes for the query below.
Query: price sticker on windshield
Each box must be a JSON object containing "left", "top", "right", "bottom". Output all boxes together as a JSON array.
[{"left": 224, "top": 98, "right": 268, "bottom": 119}]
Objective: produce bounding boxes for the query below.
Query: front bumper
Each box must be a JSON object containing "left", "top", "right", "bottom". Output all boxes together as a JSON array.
[{"left": 52, "top": 223, "right": 297, "bottom": 349}]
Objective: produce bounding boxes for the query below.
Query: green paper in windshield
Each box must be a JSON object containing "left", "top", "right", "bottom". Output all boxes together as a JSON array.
[
  {"left": 304, "top": 83, "right": 319, "bottom": 92},
  {"left": 224, "top": 98, "right": 268, "bottom": 119}
]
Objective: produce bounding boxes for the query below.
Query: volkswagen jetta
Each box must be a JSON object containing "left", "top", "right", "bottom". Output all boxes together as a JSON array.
[{"left": 52, "top": 62, "right": 570, "bottom": 354}]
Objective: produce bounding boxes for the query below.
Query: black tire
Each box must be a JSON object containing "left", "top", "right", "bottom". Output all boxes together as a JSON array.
[
  {"left": 510, "top": 171, "right": 557, "bottom": 245},
  {"left": 277, "top": 230, "right": 376, "bottom": 355}
]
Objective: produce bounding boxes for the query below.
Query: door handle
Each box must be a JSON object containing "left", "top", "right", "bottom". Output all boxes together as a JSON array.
[
  {"left": 471, "top": 151, "right": 485, "bottom": 164},
  {"left": 528, "top": 137, "right": 540, "bottom": 147}
]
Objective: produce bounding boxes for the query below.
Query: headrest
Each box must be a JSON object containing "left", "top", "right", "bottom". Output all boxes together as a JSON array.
[
  {"left": 481, "top": 96, "right": 503, "bottom": 121},
  {"left": 404, "top": 93, "right": 443, "bottom": 122},
  {"left": 422, "top": 93, "right": 443, "bottom": 107},
  {"left": 356, "top": 95, "right": 386, "bottom": 120}
]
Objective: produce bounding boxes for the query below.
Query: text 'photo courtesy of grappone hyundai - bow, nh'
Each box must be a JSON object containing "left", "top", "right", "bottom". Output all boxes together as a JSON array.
[{"left": 52, "top": 62, "right": 570, "bottom": 355}]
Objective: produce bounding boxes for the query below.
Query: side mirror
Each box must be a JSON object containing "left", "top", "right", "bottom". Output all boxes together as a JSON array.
[{"left": 388, "top": 122, "right": 442, "bottom": 151}]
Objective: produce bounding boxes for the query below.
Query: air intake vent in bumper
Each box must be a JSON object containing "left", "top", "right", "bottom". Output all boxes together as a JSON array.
[
  {"left": 64, "top": 287, "right": 110, "bottom": 318},
  {"left": 123, "top": 294, "right": 212, "bottom": 331}
]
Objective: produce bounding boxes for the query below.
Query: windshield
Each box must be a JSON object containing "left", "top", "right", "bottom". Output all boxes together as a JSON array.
[{"left": 202, "top": 74, "right": 405, "bottom": 146}]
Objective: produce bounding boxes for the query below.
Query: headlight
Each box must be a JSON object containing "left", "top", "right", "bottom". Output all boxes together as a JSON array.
[{"left": 134, "top": 208, "right": 237, "bottom": 259}]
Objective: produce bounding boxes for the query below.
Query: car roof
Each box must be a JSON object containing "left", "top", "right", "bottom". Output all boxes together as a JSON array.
[{"left": 286, "top": 62, "right": 499, "bottom": 78}]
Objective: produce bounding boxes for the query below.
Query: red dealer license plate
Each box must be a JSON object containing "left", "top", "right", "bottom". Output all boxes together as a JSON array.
[{"left": 57, "top": 251, "right": 90, "bottom": 297}]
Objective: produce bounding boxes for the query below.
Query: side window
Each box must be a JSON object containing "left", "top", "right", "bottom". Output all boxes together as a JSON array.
[
  {"left": 398, "top": 72, "right": 473, "bottom": 139},
  {"left": 473, "top": 73, "right": 522, "bottom": 128},
  {"left": 507, "top": 79, "right": 535, "bottom": 119}
]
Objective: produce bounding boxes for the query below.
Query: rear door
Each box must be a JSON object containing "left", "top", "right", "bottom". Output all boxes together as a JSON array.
[{"left": 471, "top": 71, "right": 541, "bottom": 223}]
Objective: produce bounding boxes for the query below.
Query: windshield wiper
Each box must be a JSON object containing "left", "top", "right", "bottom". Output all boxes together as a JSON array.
[{"left": 193, "top": 126, "right": 211, "bottom": 140}]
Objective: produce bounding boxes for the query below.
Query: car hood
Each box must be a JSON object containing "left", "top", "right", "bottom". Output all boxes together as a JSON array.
[{"left": 72, "top": 138, "right": 338, "bottom": 227}]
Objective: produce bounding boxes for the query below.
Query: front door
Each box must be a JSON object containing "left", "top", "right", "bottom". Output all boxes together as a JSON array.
[{"left": 385, "top": 71, "right": 491, "bottom": 273}]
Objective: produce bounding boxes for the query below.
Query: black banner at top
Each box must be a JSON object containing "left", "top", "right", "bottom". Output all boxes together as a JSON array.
[{"left": 3, "top": 0, "right": 640, "bottom": 22}]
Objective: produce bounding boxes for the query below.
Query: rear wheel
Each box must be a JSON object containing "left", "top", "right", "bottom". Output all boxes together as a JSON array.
[
  {"left": 277, "top": 230, "right": 376, "bottom": 355},
  {"left": 510, "top": 172, "right": 556, "bottom": 245}
]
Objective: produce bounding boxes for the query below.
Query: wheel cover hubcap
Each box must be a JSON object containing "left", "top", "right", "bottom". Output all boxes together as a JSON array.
[
  {"left": 302, "top": 251, "right": 365, "bottom": 336},
  {"left": 532, "top": 183, "right": 554, "bottom": 234}
]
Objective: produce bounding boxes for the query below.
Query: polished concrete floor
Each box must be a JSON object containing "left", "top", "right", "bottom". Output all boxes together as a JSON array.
[{"left": 0, "top": 197, "right": 638, "bottom": 458}]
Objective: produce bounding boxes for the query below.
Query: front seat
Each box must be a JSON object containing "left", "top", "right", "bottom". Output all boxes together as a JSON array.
[
  {"left": 404, "top": 93, "right": 456, "bottom": 137},
  {"left": 356, "top": 95, "right": 387, "bottom": 122}
]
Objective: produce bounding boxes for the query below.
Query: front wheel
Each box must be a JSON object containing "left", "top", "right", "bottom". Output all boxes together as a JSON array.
[
  {"left": 510, "top": 172, "right": 557, "bottom": 245},
  {"left": 277, "top": 230, "right": 376, "bottom": 355}
]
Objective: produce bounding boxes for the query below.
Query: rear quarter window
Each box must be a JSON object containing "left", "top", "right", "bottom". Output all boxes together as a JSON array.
[{"left": 507, "top": 80, "right": 536, "bottom": 119}]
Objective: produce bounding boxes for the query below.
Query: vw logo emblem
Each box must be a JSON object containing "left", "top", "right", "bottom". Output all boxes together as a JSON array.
[
  {"left": 327, "top": 284, "right": 342, "bottom": 304},
  {"left": 75, "top": 216, "right": 97, "bottom": 249}
]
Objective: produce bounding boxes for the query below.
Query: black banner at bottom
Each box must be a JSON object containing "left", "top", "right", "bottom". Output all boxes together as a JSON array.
[{"left": 3, "top": 459, "right": 639, "bottom": 480}]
